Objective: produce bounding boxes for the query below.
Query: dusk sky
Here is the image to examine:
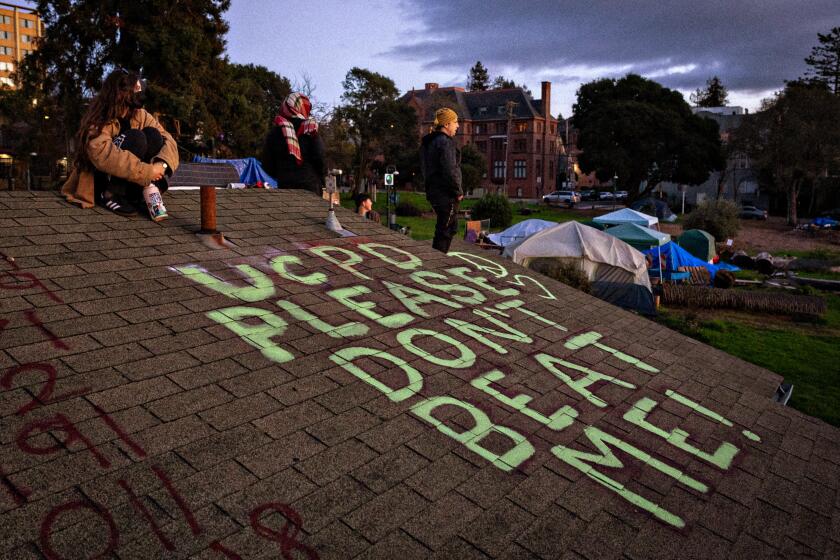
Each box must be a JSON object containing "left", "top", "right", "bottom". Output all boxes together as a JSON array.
[{"left": 224, "top": 0, "right": 838, "bottom": 118}]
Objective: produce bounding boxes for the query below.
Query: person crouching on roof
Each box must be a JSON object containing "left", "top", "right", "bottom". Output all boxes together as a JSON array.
[
  {"left": 62, "top": 69, "right": 179, "bottom": 217},
  {"left": 261, "top": 93, "right": 326, "bottom": 195},
  {"left": 420, "top": 107, "right": 463, "bottom": 253}
]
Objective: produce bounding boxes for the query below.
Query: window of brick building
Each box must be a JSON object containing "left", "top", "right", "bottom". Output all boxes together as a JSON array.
[
  {"left": 479, "top": 107, "right": 487, "bottom": 116},
  {"left": 0, "top": 16, "right": 11, "bottom": 24},
  {"left": 474, "top": 124, "right": 482, "bottom": 134},
  {"left": 0, "top": 31, "right": 8, "bottom": 39},
  {"left": 0, "top": 61, "right": 13, "bottom": 71},
  {"left": 497, "top": 105, "right": 506, "bottom": 115},
  {"left": 491, "top": 138, "right": 504, "bottom": 151},
  {"left": 551, "top": 124, "right": 556, "bottom": 134},
  {"left": 513, "top": 160, "right": 526, "bottom": 179},
  {"left": 21, "top": 34, "right": 33, "bottom": 43},
  {"left": 536, "top": 159, "right": 542, "bottom": 177},
  {"left": 515, "top": 121, "right": 527, "bottom": 132},
  {"left": 513, "top": 139, "right": 526, "bottom": 153},
  {"left": 493, "top": 160, "right": 506, "bottom": 179},
  {"left": 496, "top": 122, "right": 507, "bottom": 134},
  {"left": 0, "top": 46, "right": 14, "bottom": 56},
  {"left": 22, "top": 19, "right": 35, "bottom": 29},
  {"left": 516, "top": 187, "right": 523, "bottom": 197},
  {"left": 549, "top": 161, "right": 554, "bottom": 178},
  {"left": 536, "top": 139, "right": 542, "bottom": 153}
]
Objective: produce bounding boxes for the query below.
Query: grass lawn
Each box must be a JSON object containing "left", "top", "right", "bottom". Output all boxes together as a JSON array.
[
  {"left": 656, "top": 292, "right": 840, "bottom": 426},
  {"left": 341, "top": 191, "right": 582, "bottom": 240}
]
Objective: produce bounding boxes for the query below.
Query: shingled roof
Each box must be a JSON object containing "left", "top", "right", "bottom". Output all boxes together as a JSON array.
[
  {"left": 404, "top": 87, "right": 546, "bottom": 121},
  {"left": 1, "top": 190, "right": 839, "bottom": 559}
]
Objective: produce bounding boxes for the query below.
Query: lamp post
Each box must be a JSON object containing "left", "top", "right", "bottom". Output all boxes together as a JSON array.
[{"left": 612, "top": 172, "right": 618, "bottom": 210}]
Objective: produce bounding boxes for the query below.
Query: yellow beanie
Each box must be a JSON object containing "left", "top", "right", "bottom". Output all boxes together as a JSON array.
[{"left": 434, "top": 107, "right": 458, "bottom": 127}]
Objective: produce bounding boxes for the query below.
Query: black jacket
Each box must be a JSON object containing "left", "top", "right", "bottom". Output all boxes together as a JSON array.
[
  {"left": 260, "top": 119, "right": 326, "bottom": 194},
  {"left": 420, "top": 131, "right": 462, "bottom": 204}
]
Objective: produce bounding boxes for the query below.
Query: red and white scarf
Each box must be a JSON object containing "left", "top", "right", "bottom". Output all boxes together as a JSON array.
[{"left": 273, "top": 93, "right": 318, "bottom": 165}]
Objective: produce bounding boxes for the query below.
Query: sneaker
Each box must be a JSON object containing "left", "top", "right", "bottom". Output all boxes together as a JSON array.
[{"left": 100, "top": 192, "right": 138, "bottom": 216}]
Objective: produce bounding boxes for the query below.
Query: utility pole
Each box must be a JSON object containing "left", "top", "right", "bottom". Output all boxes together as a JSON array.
[{"left": 502, "top": 100, "right": 517, "bottom": 197}]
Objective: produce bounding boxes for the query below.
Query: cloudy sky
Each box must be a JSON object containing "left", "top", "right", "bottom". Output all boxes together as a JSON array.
[{"left": 225, "top": 0, "right": 837, "bottom": 118}]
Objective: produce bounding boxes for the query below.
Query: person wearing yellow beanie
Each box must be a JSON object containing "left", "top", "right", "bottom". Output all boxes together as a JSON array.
[{"left": 420, "top": 107, "right": 463, "bottom": 253}]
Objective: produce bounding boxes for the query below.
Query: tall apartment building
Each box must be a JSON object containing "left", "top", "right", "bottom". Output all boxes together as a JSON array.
[
  {"left": 402, "top": 81, "right": 563, "bottom": 199},
  {"left": 0, "top": 2, "right": 43, "bottom": 88}
]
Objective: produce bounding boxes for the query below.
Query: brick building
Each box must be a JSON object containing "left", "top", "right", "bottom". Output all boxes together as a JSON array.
[
  {"left": 0, "top": 1, "right": 43, "bottom": 89},
  {"left": 402, "top": 82, "right": 563, "bottom": 199}
]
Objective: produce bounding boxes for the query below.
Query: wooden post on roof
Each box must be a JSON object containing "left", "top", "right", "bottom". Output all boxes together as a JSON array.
[{"left": 200, "top": 185, "right": 217, "bottom": 233}]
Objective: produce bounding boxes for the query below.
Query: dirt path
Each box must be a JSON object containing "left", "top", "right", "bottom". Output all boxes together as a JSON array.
[{"left": 660, "top": 217, "right": 840, "bottom": 254}]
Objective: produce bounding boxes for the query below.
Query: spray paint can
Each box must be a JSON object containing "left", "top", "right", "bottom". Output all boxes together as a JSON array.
[{"left": 143, "top": 184, "right": 168, "bottom": 222}]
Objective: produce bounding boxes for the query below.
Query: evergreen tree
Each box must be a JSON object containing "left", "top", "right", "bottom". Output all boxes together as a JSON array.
[
  {"left": 467, "top": 61, "right": 490, "bottom": 91},
  {"left": 691, "top": 76, "right": 729, "bottom": 107},
  {"left": 19, "top": 0, "right": 237, "bottom": 154},
  {"left": 804, "top": 27, "right": 840, "bottom": 95}
]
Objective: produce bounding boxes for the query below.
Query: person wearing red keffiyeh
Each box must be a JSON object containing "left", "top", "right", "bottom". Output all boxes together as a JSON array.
[{"left": 260, "top": 92, "right": 326, "bottom": 194}]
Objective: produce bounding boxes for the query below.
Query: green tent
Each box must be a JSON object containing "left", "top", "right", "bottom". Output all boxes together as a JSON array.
[
  {"left": 606, "top": 223, "right": 671, "bottom": 283},
  {"left": 677, "top": 229, "right": 715, "bottom": 262},
  {"left": 605, "top": 223, "right": 670, "bottom": 251}
]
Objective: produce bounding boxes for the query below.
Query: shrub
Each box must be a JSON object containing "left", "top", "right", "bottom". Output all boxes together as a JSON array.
[
  {"left": 470, "top": 194, "right": 513, "bottom": 229},
  {"left": 396, "top": 201, "right": 422, "bottom": 217},
  {"left": 683, "top": 199, "right": 740, "bottom": 241},
  {"left": 528, "top": 258, "right": 591, "bottom": 293}
]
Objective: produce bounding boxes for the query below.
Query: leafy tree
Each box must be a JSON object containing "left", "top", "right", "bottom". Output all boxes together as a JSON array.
[
  {"left": 467, "top": 61, "right": 490, "bottom": 91},
  {"left": 804, "top": 27, "right": 840, "bottom": 95},
  {"left": 20, "top": 0, "right": 233, "bottom": 154},
  {"left": 733, "top": 82, "right": 840, "bottom": 225},
  {"left": 691, "top": 76, "right": 729, "bottom": 107},
  {"left": 460, "top": 143, "right": 487, "bottom": 195},
  {"left": 572, "top": 74, "right": 724, "bottom": 200},
  {"left": 336, "top": 67, "right": 418, "bottom": 191}
]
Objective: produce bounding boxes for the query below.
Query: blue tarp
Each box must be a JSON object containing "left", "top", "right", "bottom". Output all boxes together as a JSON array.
[
  {"left": 192, "top": 156, "right": 277, "bottom": 187},
  {"left": 643, "top": 241, "right": 739, "bottom": 281},
  {"left": 813, "top": 217, "right": 839, "bottom": 228}
]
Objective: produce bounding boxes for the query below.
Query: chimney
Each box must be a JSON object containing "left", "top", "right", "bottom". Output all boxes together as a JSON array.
[
  {"left": 425, "top": 83, "right": 439, "bottom": 91},
  {"left": 541, "top": 81, "right": 551, "bottom": 120}
]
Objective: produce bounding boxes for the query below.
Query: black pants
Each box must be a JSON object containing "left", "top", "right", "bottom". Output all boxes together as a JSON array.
[
  {"left": 431, "top": 199, "right": 459, "bottom": 253},
  {"left": 99, "top": 127, "right": 165, "bottom": 204}
]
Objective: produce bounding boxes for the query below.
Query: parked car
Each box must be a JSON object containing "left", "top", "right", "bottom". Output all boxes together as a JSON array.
[
  {"left": 543, "top": 190, "right": 580, "bottom": 206},
  {"left": 739, "top": 205, "right": 768, "bottom": 220},
  {"left": 615, "top": 190, "right": 629, "bottom": 200},
  {"left": 579, "top": 189, "right": 597, "bottom": 201},
  {"left": 598, "top": 191, "right": 614, "bottom": 201}
]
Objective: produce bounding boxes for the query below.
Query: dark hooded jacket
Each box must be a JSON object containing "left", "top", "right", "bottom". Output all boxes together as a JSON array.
[
  {"left": 261, "top": 118, "right": 326, "bottom": 194},
  {"left": 420, "top": 131, "right": 462, "bottom": 205}
]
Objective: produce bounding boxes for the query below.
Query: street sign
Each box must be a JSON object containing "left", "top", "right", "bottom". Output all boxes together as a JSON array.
[{"left": 384, "top": 173, "right": 394, "bottom": 186}]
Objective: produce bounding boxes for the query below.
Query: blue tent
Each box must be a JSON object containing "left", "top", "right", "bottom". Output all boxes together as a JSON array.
[
  {"left": 192, "top": 156, "right": 277, "bottom": 187},
  {"left": 642, "top": 241, "right": 738, "bottom": 282}
]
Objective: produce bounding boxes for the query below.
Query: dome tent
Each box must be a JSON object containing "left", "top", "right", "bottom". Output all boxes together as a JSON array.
[
  {"left": 503, "top": 221, "right": 655, "bottom": 315},
  {"left": 487, "top": 219, "right": 557, "bottom": 247},
  {"left": 677, "top": 229, "right": 716, "bottom": 262},
  {"left": 593, "top": 208, "right": 658, "bottom": 228}
]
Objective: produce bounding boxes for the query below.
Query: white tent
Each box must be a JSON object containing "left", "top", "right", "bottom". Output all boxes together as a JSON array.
[
  {"left": 593, "top": 208, "right": 658, "bottom": 228},
  {"left": 487, "top": 219, "right": 557, "bottom": 247},
  {"left": 503, "top": 221, "right": 655, "bottom": 314}
]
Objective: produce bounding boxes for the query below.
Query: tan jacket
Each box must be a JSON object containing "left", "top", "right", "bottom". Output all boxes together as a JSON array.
[{"left": 61, "top": 109, "right": 180, "bottom": 208}]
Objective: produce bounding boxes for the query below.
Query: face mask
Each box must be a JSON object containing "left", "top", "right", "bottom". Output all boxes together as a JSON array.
[{"left": 128, "top": 91, "right": 145, "bottom": 109}]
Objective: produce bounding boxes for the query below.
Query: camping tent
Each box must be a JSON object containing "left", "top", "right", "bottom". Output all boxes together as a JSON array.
[
  {"left": 606, "top": 223, "right": 671, "bottom": 284},
  {"left": 630, "top": 198, "right": 677, "bottom": 223},
  {"left": 677, "top": 229, "right": 716, "bottom": 262},
  {"left": 503, "top": 221, "right": 655, "bottom": 315},
  {"left": 643, "top": 241, "right": 738, "bottom": 282},
  {"left": 193, "top": 156, "right": 277, "bottom": 187},
  {"left": 593, "top": 208, "right": 658, "bottom": 228},
  {"left": 487, "top": 219, "right": 557, "bottom": 247},
  {"left": 605, "top": 223, "right": 670, "bottom": 251}
]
